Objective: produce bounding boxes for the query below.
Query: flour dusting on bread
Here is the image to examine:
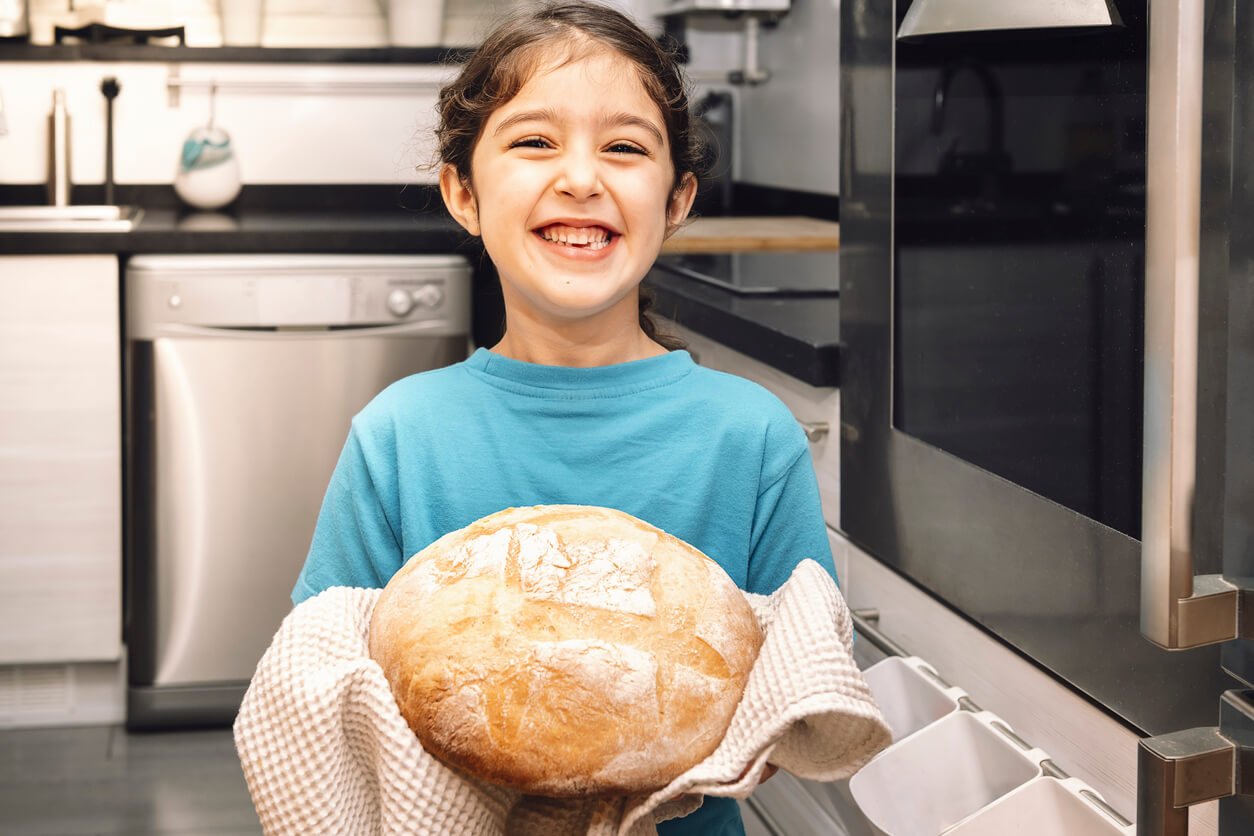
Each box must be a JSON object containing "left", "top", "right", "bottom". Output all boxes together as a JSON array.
[
  {"left": 530, "top": 639, "right": 658, "bottom": 709},
  {"left": 408, "top": 526, "right": 511, "bottom": 597},
  {"left": 517, "top": 523, "right": 657, "bottom": 617}
]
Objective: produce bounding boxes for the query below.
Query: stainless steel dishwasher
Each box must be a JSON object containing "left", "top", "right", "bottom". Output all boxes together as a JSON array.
[{"left": 123, "top": 253, "right": 471, "bottom": 729}]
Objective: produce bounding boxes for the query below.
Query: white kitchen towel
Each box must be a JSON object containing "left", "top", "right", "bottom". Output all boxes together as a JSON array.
[{"left": 233, "top": 558, "right": 890, "bottom": 836}]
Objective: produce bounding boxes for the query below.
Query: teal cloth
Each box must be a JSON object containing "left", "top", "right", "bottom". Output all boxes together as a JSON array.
[
  {"left": 293, "top": 347, "right": 838, "bottom": 836},
  {"left": 179, "top": 131, "right": 232, "bottom": 171}
]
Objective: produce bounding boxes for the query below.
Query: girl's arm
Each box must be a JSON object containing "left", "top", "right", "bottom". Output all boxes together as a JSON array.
[{"left": 746, "top": 440, "right": 837, "bottom": 596}]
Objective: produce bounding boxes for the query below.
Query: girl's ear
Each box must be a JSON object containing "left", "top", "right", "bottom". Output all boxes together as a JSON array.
[
  {"left": 664, "top": 172, "right": 698, "bottom": 237},
  {"left": 440, "top": 163, "right": 481, "bottom": 236}
]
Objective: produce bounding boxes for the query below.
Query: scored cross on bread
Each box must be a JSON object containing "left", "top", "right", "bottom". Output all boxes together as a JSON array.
[{"left": 368, "top": 505, "right": 764, "bottom": 798}]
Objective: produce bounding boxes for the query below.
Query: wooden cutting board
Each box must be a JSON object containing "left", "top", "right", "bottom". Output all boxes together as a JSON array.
[{"left": 661, "top": 216, "right": 840, "bottom": 254}]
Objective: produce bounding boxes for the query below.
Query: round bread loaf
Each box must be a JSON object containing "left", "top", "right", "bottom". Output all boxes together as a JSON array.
[{"left": 368, "top": 504, "right": 764, "bottom": 797}]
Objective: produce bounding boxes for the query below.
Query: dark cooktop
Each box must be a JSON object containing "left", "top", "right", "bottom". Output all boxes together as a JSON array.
[{"left": 654, "top": 251, "right": 840, "bottom": 296}]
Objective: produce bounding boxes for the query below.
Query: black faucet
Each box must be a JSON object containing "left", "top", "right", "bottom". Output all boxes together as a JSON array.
[{"left": 100, "top": 76, "right": 120, "bottom": 206}]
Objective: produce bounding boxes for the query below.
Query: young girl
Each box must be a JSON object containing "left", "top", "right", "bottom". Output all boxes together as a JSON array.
[{"left": 293, "top": 2, "right": 837, "bottom": 833}]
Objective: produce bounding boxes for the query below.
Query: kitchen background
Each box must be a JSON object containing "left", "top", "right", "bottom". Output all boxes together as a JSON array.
[
  {"left": 1, "top": 0, "right": 843, "bottom": 715},
  {"left": 5, "top": 0, "right": 1249, "bottom": 833},
  {"left": 1, "top": 1, "right": 854, "bottom": 833},
  {"left": 0, "top": 0, "right": 839, "bottom": 192}
]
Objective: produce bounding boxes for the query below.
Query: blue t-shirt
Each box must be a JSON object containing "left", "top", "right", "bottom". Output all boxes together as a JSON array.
[{"left": 294, "top": 347, "right": 837, "bottom": 835}]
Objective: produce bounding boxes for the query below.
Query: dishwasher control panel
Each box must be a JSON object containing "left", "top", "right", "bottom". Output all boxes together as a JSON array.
[
  {"left": 126, "top": 254, "right": 471, "bottom": 339},
  {"left": 384, "top": 280, "right": 446, "bottom": 317}
]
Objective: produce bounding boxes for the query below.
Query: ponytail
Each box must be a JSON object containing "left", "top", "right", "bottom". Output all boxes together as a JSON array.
[{"left": 639, "top": 287, "right": 686, "bottom": 352}]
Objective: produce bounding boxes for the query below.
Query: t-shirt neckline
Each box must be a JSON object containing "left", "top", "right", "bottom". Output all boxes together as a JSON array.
[{"left": 465, "top": 347, "right": 695, "bottom": 397}]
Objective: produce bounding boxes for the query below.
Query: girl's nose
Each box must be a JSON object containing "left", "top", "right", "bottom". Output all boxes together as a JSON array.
[{"left": 555, "top": 148, "right": 602, "bottom": 200}]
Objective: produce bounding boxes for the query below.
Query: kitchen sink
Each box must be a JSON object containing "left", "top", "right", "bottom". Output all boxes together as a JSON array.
[{"left": 0, "top": 204, "right": 144, "bottom": 232}]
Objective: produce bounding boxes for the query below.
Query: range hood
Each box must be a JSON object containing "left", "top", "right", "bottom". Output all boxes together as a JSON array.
[{"left": 898, "top": 0, "right": 1123, "bottom": 40}]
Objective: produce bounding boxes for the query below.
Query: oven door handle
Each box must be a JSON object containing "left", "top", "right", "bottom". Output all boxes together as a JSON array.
[{"left": 1140, "top": 0, "right": 1248, "bottom": 651}]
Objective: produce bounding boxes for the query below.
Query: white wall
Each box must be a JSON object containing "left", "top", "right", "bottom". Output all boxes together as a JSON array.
[
  {"left": 652, "top": 0, "right": 841, "bottom": 197},
  {"left": 0, "top": 0, "right": 729, "bottom": 188},
  {"left": 0, "top": 61, "right": 453, "bottom": 185},
  {"left": 2, "top": 0, "right": 527, "bottom": 187},
  {"left": 734, "top": 0, "right": 840, "bottom": 195}
]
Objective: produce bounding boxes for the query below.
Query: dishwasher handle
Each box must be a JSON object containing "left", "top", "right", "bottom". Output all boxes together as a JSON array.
[{"left": 137, "top": 318, "right": 469, "bottom": 341}]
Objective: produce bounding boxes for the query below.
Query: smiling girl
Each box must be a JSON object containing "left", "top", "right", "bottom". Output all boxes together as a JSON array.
[{"left": 293, "top": 3, "right": 837, "bottom": 833}]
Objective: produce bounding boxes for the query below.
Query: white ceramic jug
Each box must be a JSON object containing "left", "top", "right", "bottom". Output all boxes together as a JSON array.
[{"left": 173, "top": 124, "right": 242, "bottom": 210}]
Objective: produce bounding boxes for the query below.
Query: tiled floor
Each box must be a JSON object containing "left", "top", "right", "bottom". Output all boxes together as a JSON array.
[
  {"left": 0, "top": 723, "right": 261, "bottom": 835},
  {"left": 1, "top": 641, "right": 884, "bottom": 836},
  {"left": 0, "top": 724, "right": 774, "bottom": 836}
]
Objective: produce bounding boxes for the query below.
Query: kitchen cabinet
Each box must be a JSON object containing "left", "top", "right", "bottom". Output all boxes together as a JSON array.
[{"left": 0, "top": 255, "right": 122, "bottom": 664}]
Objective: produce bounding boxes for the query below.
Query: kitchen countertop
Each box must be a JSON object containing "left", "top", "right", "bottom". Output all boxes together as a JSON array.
[
  {"left": 0, "top": 189, "right": 838, "bottom": 387},
  {"left": 0, "top": 205, "right": 469, "bottom": 255},
  {"left": 663, "top": 216, "right": 840, "bottom": 254}
]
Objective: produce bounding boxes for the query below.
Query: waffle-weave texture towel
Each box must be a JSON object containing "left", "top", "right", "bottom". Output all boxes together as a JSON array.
[{"left": 234, "top": 558, "right": 890, "bottom": 835}]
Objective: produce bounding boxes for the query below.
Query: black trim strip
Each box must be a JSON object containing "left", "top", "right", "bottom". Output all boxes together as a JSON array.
[
  {"left": 731, "top": 183, "right": 840, "bottom": 222},
  {"left": 0, "top": 43, "right": 471, "bottom": 63}
]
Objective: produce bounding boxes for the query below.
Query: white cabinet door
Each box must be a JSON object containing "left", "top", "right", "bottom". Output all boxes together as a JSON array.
[{"left": 0, "top": 254, "right": 122, "bottom": 663}]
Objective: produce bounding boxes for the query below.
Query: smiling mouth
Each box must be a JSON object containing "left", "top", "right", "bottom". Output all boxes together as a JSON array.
[{"left": 535, "top": 223, "right": 615, "bottom": 251}]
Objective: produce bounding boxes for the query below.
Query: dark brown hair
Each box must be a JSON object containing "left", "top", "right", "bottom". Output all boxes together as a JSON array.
[{"left": 437, "top": 0, "right": 704, "bottom": 351}]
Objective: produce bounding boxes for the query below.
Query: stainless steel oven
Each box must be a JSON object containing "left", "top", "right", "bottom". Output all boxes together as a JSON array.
[{"left": 840, "top": 0, "right": 1254, "bottom": 828}]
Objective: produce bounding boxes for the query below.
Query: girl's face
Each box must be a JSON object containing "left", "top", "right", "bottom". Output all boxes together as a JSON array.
[{"left": 441, "top": 49, "right": 696, "bottom": 333}]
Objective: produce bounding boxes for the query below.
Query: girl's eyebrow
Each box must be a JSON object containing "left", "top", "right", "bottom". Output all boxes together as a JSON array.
[
  {"left": 493, "top": 108, "right": 559, "bottom": 137},
  {"left": 493, "top": 108, "right": 664, "bottom": 145},
  {"left": 602, "top": 113, "right": 664, "bottom": 145}
]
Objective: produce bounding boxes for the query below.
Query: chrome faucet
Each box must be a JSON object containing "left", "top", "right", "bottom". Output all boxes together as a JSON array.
[{"left": 47, "top": 89, "right": 70, "bottom": 207}]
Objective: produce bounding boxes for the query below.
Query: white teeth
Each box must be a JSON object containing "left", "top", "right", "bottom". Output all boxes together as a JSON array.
[{"left": 539, "top": 223, "right": 611, "bottom": 249}]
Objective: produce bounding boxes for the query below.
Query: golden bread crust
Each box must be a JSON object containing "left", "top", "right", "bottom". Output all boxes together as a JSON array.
[{"left": 367, "top": 505, "right": 764, "bottom": 797}]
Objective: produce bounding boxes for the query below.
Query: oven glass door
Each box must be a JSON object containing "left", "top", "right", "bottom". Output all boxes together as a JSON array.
[
  {"left": 893, "top": 7, "right": 1147, "bottom": 540},
  {"left": 839, "top": 0, "right": 1231, "bottom": 734}
]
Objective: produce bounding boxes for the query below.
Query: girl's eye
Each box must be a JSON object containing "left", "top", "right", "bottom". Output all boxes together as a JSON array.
[
  {"left": 510, "top": 137, "right": 551, "bottom": 150},
  {"left": 606, "top": 142, "right": 649, "bottom": 156}
]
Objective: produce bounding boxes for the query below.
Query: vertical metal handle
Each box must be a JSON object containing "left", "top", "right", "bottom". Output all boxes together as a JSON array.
[
  {"left": 1137, "top": 691, "right": 1254, "bottom": 835},
  {"left": 1137, "top": 726, "right": 1235, "bottom": 836},
  {"left": 1140, "top": 0, "right": 1241, "bottom": 650}
]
